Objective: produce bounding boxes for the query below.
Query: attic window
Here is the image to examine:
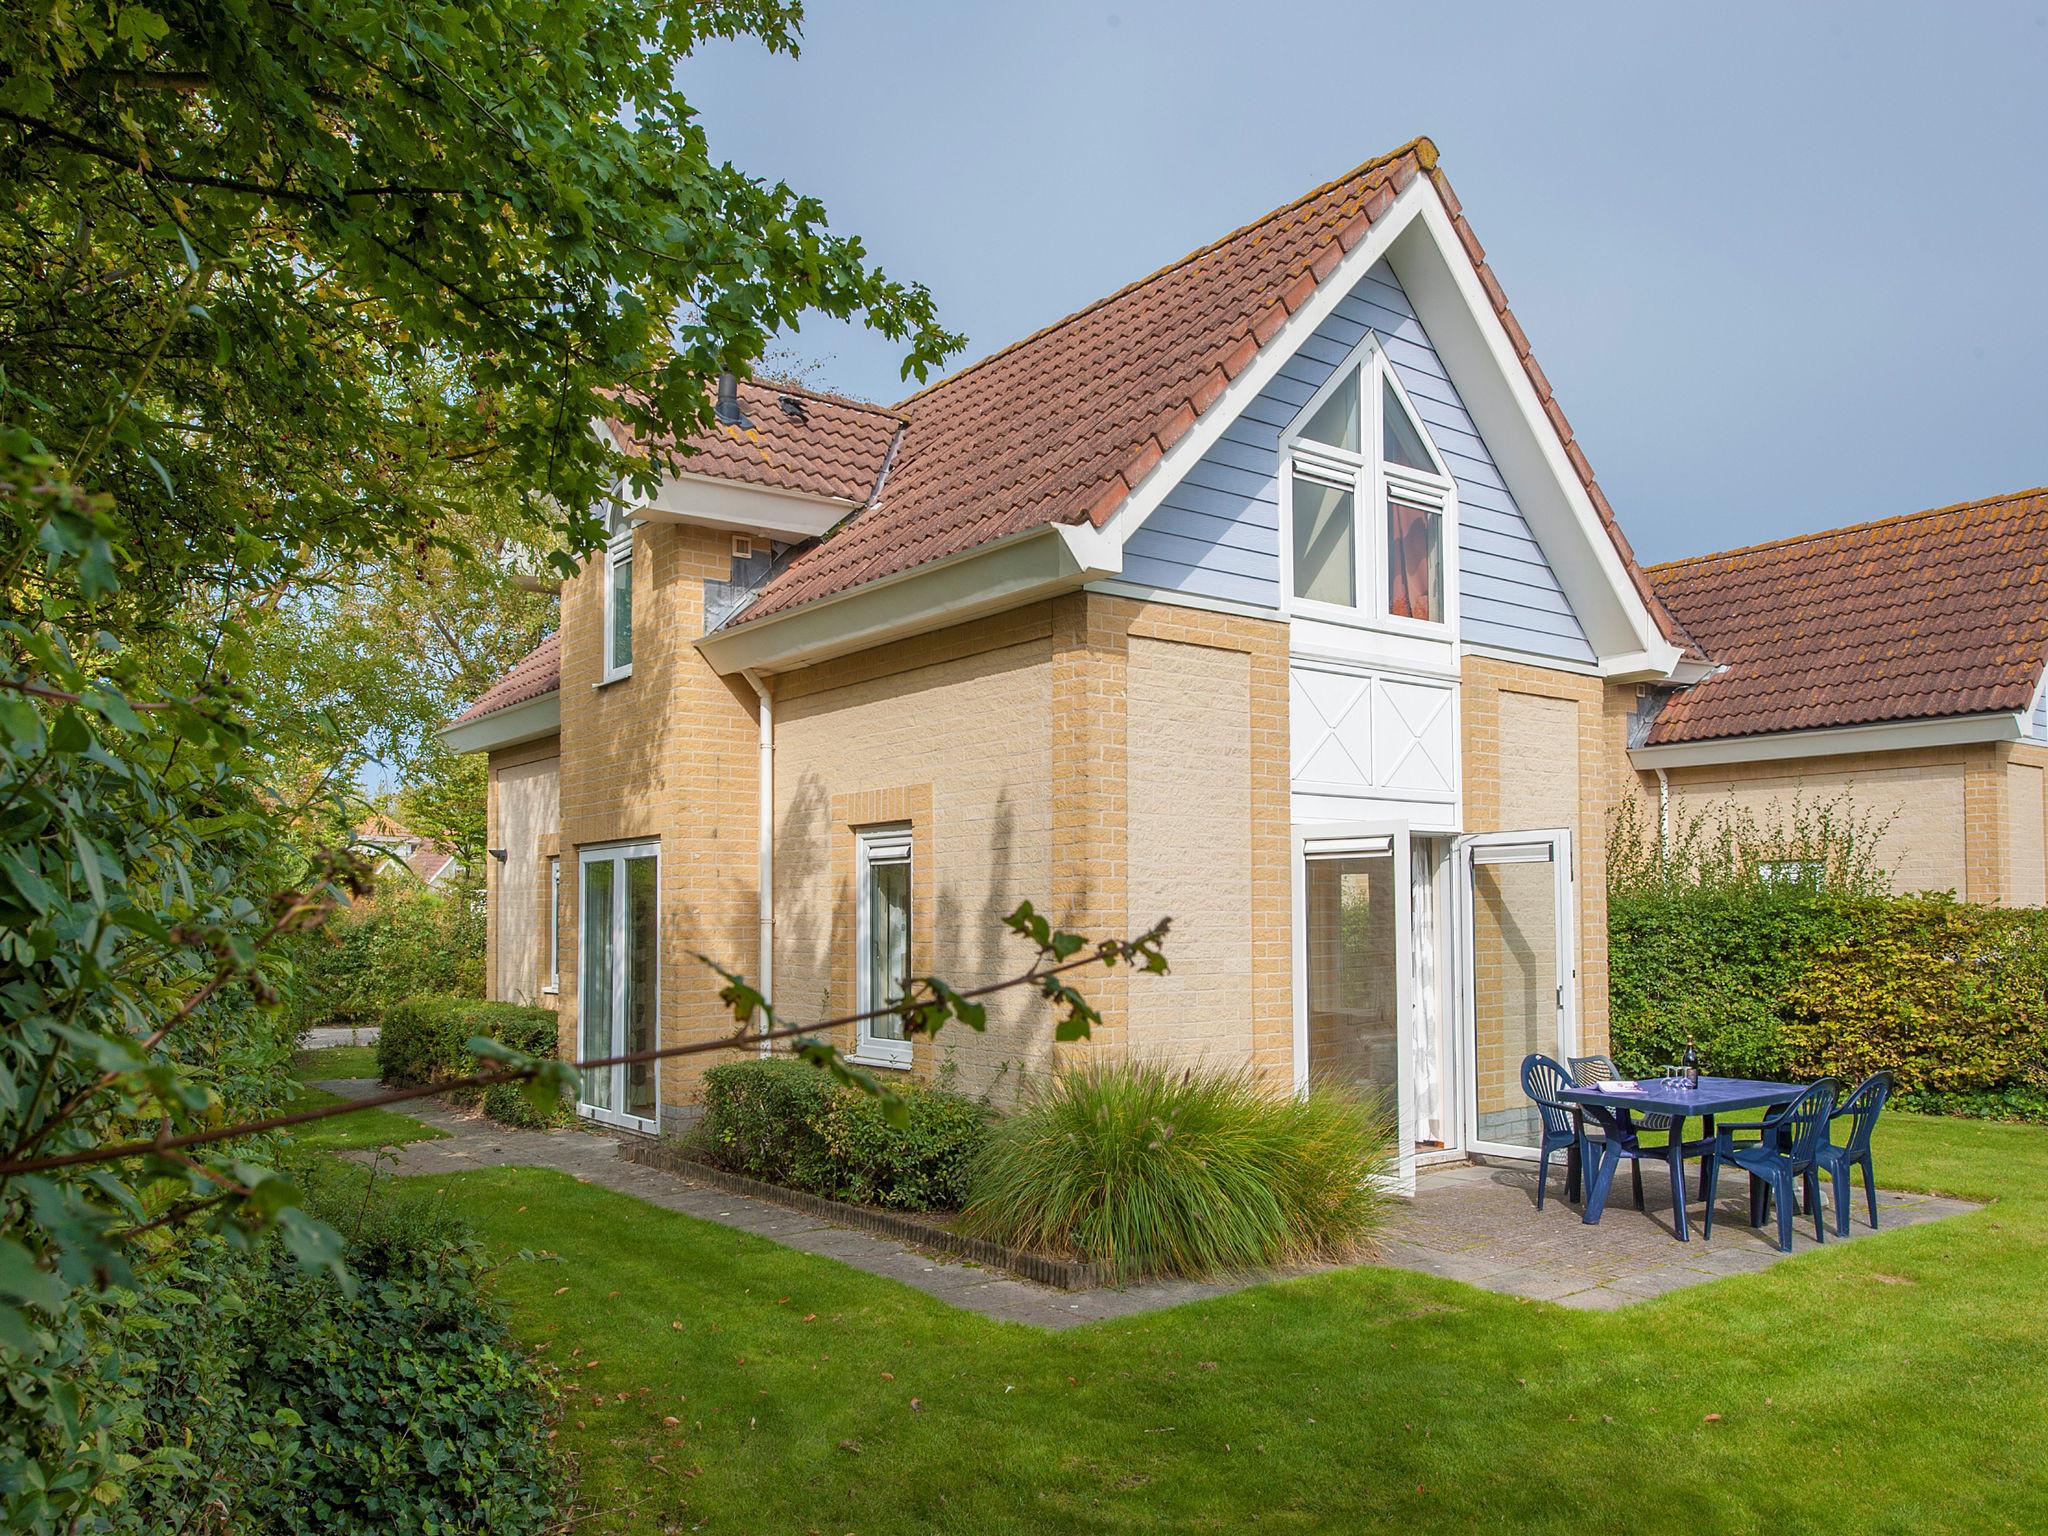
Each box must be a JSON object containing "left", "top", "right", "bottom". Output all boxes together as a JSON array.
[{"left": 1283, "top": 335, "right": 1455, "bottom": 632}]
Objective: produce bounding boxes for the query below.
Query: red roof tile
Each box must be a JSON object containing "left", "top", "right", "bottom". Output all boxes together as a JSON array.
[
  {"left": 725, "top": 138, "right": 1684, "bottom": 652},
  {"left": 454, "top": 632, "right": 560, "bottom": 725},
  {"left": 609, "top": 378, "right": 903, "bottom": 506},
  {"left": 1646, "top": 487, "right": 2048, "bottom": 745}
]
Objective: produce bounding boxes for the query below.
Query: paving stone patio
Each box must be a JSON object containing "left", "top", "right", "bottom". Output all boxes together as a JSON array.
[
  {"left": 315, "top": 1079, "right": 1978, "bottom": 1327},
  {"left": 1386, "top": 1158, "right": 1978, "bottom": 1310}
]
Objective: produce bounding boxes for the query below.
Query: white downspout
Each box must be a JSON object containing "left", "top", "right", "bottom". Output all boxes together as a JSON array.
[
  {"left": 1654, "top": 767, "right": 1671, "bottom": 864},
  {"left": 742, "top": 668, "right": 774, "bottom": 1052}
]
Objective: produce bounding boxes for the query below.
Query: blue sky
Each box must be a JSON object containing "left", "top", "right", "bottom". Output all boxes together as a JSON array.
[{"left": 680, "top": 2, "right": 2047, "bottom": 564}]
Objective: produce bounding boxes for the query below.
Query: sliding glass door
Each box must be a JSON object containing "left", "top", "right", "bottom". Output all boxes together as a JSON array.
[
  {"left": 579, "top": 841, "right": 659, "bottom": 1131},
  {"left": 1456, "top": 830, "right": 1573, "bottom": 1158},
  {"left": 1294, "top": 825, "right": 1415, "bottom": 1191}
]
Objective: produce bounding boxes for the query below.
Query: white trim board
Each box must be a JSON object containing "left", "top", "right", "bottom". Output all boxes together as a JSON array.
[
  {"left": 438, "top": 693, "right": 561, "bottom": 755},
  {"left": 1630, "top": 711, "right": 2026, "bottom": 769}
]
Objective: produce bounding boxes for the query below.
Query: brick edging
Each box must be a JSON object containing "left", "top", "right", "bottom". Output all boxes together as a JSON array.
[{"left": 615, "top": 1141, "right": 1106, "bottom": 1291}]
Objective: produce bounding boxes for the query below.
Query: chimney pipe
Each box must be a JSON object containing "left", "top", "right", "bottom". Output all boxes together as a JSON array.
[{"left": 715, "top": 371, "right": 743, "bottom": 426}]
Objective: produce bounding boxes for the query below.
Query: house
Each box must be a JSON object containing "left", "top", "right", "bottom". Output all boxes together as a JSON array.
[
  {"left": 1627, "top": 487, "right": 2048, "bottom": 902},
  {"left": 355, "top": 813, "right": 463, "bottom": 891},
  {"left": 442, "top": 137, "right": 1704, "bottom": 1189}
]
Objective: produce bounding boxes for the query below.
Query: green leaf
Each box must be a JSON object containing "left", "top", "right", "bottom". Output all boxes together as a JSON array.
[{"left": 0, "top": 1238, "right": 68, "bottom": 1312}]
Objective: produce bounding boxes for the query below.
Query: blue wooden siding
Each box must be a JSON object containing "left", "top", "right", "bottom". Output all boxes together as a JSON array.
[
  {"left": 2029, "top": 672, "right": 2047, "bottom": 740},
  {"left": 1121, "top": 260, "right": 1596, "bottom": 664}
]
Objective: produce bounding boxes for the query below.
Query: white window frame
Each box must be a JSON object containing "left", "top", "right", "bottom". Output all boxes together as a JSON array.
[
  {"left": 576, "top": 839, "right": 661, "bottom": 1132},
  {"left": 851, "top": 825, "right": 914, "bottom": 1070},
  {"left": 1279, "top": 333, "right": 1459, "bottom": 641},
  {"left": 543, "top": 855, "right": 560, "bottom": 994},
  {"left": 601, "top": 528, "right": 635, "bottom": 683}
]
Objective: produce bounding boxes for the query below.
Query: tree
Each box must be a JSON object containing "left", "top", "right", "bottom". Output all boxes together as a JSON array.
[{"left": 0, "top": 3, "right": 962, "bottom": 1528}]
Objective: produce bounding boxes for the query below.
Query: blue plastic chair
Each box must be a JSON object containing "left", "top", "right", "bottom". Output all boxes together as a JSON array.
[
  {"left": 1816, "top": 1072, "right": 1893, "bottom": 1234},
  {"left": 1521, "top": 1053, "right": 1597, "bottom": 1210},
  {"left": 1702, "top": 1079, "right": 1839, "bottom": 1252}
]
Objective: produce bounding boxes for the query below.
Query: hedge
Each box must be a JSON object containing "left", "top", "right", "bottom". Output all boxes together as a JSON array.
[
  {"left": 1611, "top": 888, "right": 2048, "bottom": 1113},
  {"left": 378, "top": 995, "right": 571, "bottom": 1129},
  {"left": 287, "top": 885, "right": 485, "bottom": 1034},
  {"left": 700, "top": 1057, "right": 987, "bottom": 1211}
]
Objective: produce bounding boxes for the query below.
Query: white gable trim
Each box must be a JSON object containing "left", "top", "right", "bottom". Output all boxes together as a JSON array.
[{"left": 1109, "top": 175, "right": 1680, "bottom": 680}]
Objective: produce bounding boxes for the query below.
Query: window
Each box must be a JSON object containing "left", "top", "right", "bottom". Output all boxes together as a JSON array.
[
  {"left": 854, "top": 826, "right": 913, "bottom": 1068},
  {"left": 1285, "top": 339, "right": 1454, "bottom": 631},
  {"left": 1758, "top": 859, "right": 1824, "bottom": 890},
  {"left": 544, "top": 856, "right": 560, "bottom": 993},
  {"left": 602, "top": 529, "right": 634, "bottom": 681}
]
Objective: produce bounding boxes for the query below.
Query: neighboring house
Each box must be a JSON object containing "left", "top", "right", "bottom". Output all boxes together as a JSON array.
[
  {"left": 1630, "top": 487, "right": 2048, "bottom": 903},
  {"left": 356, "top": 813, "right": 463, "bottom": 891},
  {"left": 443, "top": 137, "right": 1703, "bottom": 1188}
]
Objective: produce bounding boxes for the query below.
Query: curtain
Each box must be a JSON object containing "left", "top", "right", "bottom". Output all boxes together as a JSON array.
[{"left": 1410, "top": 841, "right": 1442, "bottom": 1146}]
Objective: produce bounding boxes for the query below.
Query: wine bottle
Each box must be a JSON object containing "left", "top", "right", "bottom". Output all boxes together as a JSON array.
[{"left": 1682, "top": 1037, "right": 1700, "bottom": 1089}]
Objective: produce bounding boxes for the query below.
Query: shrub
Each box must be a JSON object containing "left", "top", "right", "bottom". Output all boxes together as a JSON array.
[
  {"left": 700, "top": 1057, "right": 987, "bottom": 1210},
  {"left": 378, "top": 994, "right": 570, "bottom": 1127},
  {"left": 117, "top": 1170, "right": 560, "bottom": 1535},
  {"left": 1608, "top": 796, "right": 2048, "bottom": 1105},
  {"left": 286, "top": 883, "right": 486, "bottom": 1034},
  {"left": 958, "top": 1062, "right": 1396, "bottom": 1283}
]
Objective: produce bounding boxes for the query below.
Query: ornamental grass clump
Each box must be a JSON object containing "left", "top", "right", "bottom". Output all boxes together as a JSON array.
[{"left": 958, "top": 1061, "right": 1396, "bottom": 1283}]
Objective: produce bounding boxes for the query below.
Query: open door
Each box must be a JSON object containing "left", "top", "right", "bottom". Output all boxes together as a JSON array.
[
  {"left": 1293, "top": 825, "right": 1416, "bottom": 1192},
  {"left": 1455, "top": 830, "right": 1574, "bottom": 1159}
]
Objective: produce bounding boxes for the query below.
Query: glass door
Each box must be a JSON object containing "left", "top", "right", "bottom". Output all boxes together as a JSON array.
[
  {"left": 579, "top": 841, "right": 660, "bottom": 1131},
  {"left": 1455, "top": 830, "right": 1574, "bottom": 1159},
  {"left": 1294, "top": 825, "right": 1415, "bottom": 1192}
]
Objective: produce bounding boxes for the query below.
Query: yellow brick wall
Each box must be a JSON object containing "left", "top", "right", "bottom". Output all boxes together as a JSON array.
[
  {"left": 485, "top": 737, "right": 560, "bottom": 1010},
  {"left": 1126, "top": 634, "right": 1255, "bottom": 1069},
  {"left": 486, "top": 748, "right": 560, "bottom": 1005},
  {"left": 771, "top": 608, "right": 1057, "bottom": 1097},
  {"left": 554, "top": 521, "right": 764, "bottom": 1121},
  {"left": 1463, "top": 655, "right": 1614, "bottom": 1060}
]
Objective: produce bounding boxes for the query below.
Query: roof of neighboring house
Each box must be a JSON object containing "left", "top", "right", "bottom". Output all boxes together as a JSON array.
[
  {"left": 608, "top": 378, "right": 904, "bottom": 506},
  {"left": 1645, "top": 487, "right": 2048, "bottom": 745},
  {"left": 453, "top": 632, "right": 560, "bottom": 725},
  {"left": 354, "top": 815, "right": 461, "bottom": 887},
  {"left": 732, "top": 137, "right": 1685, "bottom": 644},
  {"left": 407, "top": 845, "right": 458, "bottom": 886}
]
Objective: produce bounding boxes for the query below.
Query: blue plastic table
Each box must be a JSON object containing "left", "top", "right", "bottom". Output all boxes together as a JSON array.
[{"left": 1557, "top": 1076, "right": 1809, "bottom": 1240}]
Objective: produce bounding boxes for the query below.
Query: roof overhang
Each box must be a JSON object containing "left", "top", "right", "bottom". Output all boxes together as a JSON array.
[
  {"left": 639, "top": 471, "right": 858, "bottom": 541},
  {"left": 438, "top": 692, "right": 562, "bottom": 755},
  {"left": 1629, "top": 710, "right": 2025, "bottom": 770},
  {"left": 696, "top": 522, "right": 1120, "bottom": 676}
]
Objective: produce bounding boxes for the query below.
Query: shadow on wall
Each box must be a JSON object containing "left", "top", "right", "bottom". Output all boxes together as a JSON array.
[{"left": 769, "top": 768, "right": 1061, "bottom": 1108}]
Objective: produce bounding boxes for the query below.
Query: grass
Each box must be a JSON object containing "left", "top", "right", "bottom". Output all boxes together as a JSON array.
[
  {"left": 388, "top": 1110, "right": 2048, "bottom": 1534},
  {"left": 286, "top": 1086, "right": 445, "bottom": 1152},
  {"left": 293, "top": 1043, "right": 380, "bottom": 1080}
]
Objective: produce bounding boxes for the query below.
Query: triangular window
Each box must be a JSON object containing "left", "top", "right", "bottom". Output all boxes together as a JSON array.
[
  {"left": 1381, "top": 375, "right": 1436, "bottom": 473},
  {"left": 1299, "top": 368, "right": 1360, "bottom": 454},
  {"left": 1284, "top": 336, "right": 1456, "bottom": 631}
]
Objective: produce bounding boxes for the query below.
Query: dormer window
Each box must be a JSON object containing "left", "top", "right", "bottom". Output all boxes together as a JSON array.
[{"left": 1284, "top": 338, "right": 1456, "bottom": 634}]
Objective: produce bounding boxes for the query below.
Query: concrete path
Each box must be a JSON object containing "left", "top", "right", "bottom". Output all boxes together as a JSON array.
[
  {"left": 316, "top": 1079, "right": 1980, "bottom": 1326},
  {"left": 314, "top": 1079, "right": 1247, "bottom": 1330}
]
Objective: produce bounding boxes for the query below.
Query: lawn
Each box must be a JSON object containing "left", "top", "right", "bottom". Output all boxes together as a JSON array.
[
  {"left": 293, "top": 1043, "right": 380, "bottom": 1080},
  {"left": 405, "top": 1113, "right": 2045, "bottom": 1534},
  {"left": 286, "top": 1086, "right": 445, "bottom": 1152}
]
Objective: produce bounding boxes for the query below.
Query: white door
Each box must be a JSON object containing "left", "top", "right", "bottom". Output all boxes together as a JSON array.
[
  {"left": 1293, "top": 824, "right": 1416, "bottom": 1192},
  {"left": 578, "top": 841, "right": 660, "bottom": 1132},
  {"left": 1455, "top": 830, "right": 1575, "bottom": 1160}
]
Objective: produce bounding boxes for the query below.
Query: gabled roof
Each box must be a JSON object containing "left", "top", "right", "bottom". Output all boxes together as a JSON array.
[
  {"left": 454, "top": 632, "right": 560, "bottom": 725},
  {"left": 731, "top": 137, "right": 1686, "bottom": 647},
  {"left": 1645, "top": 487, "right": 2048, "bottom": 745},
  {"left": 609, "top": 378, "right": 903, "bottom": 506}
]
